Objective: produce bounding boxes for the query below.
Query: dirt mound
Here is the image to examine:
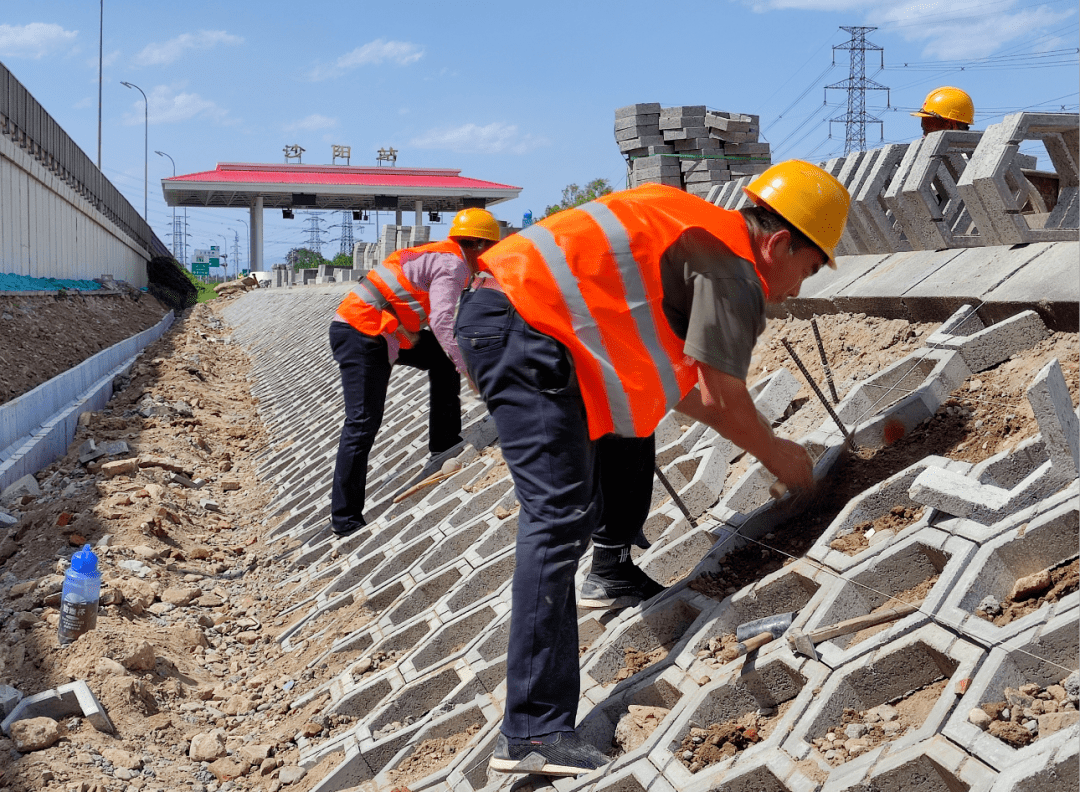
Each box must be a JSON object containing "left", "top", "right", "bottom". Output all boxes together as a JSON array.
[{"left": 0, "top": 292, "right": 168, "bottom": 405}]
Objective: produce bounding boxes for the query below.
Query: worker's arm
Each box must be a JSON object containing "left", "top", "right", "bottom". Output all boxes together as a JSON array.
[{"left": 674, "top": 363, "right": 813, "bottom": 490}]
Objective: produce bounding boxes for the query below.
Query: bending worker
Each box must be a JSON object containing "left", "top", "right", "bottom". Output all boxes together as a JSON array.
[
  {"left": 912, "top": 86, "right": 974, "bottom": 136},
  {"left": 328, "top": 208, "right": 500, "bottom": 538},
  {"left": 455, "top": 161, "right": 850, "bottom": 777}
]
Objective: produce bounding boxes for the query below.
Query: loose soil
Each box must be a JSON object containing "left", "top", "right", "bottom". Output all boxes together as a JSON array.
[
  {"left": 612, "top": 644, "right": 672, "bottom": 685},
  {"left": 0, "top": 295, "right": 353, "bottom": 792},
  {"left": 812, "top": 678, "right": 948, "bottom": 766},
  {"left": 976, "top": 558, "right": 1079, "bottom": 626},
  {"left": 0, "top": 292, "right": 167, "bottom": 405},
  {"left": 829, "top": 506, "right": 924, "bottom": 555},
  {"left": 612, "top": 704, "right": 670, "bottom": 754},
  {"left": 977, "top": 678, "right": 1080, "bottom": 747},
  {"left": 675, "top": 700, "right": 794, "bottom": 773},
  {"left": 385, "top": 723, "right": 482, "bottom": 786},
  {"left": 0, "top": 296, "right": 1075, "bottom": 792}
]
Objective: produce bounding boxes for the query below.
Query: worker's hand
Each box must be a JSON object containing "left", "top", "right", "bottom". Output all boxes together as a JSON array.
[
  {"left": 765, "top": 438, "right": 814, "bottom": 491},
  {"left": 395, "top": 327, "right": 420, "bottom": 348}
]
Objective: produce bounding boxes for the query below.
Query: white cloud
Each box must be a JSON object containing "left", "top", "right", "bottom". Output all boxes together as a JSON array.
[
  {"left": 735, "top": 0, "right": 1075, "bottom": 59},
  {"left": 284, "top": 114, "right": 338, "bottom": 132},
  {"left": 133, "top": 30, "right": 243, "bottom": 67},
  {"left": 409, "top": 122, "right": 550, "bottom": 155},
  {"left": 308, "top": 39, "right": 424, "bottom": 80},
  {"left": 0, "top": 22, "right": 77, "bottom": 59},
  {"left": 123, "top": 85, "right": 226, "bottom": 125}
]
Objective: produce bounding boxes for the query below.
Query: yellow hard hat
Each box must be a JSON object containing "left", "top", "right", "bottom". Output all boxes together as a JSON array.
[
  {"left": 743, "top": 160, "right": 851, "bottom": 264},
  {"left": 449, "top": 208, "right": 500, "bottom": 242},
  {"left": 911, "top": 87, "right": 974, "bottom": 125}
]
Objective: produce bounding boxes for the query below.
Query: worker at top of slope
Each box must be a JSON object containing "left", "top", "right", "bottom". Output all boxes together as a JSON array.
[
  {"left": 912, "top": 86, "right": 974, "bottom": 136},
  {"left": 453, "top": 160, "right": 851, "bottom": 777},
  {"left": 327, "top": 207, "right": 500, "bottom": 538}
]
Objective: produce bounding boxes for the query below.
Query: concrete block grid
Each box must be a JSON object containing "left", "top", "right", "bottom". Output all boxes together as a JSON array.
[
  {"left": 815, "top": 112, "right": 1078, "bottom": 257},
  {"left": 214, "top": 284, "right": 1077, "bottom": 792},
  {"left": 615, "top": 103, "right": 770, "bottom": 195}
]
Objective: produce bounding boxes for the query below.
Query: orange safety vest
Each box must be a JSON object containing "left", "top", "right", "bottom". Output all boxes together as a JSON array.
[
  {"left": 481, "top": 183, "right": 758, "bottom": 439},
  {"left": 337, "top": 239, "right": 464, "bottom": 347}
]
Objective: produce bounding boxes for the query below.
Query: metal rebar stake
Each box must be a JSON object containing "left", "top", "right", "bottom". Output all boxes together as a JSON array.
[
  {"left": 811, "top": 317, "right": 839, "bottom": 404},
  {"left": 781, "top": 337, "right": 857, "bottom": 451},
  {"left": 654, "top": 464, "right": 696, "bottom": 527}
]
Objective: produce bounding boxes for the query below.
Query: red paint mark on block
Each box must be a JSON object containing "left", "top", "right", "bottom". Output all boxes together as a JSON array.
[{"left": 884, "top": 419, "right": 906, "bottom": 445}]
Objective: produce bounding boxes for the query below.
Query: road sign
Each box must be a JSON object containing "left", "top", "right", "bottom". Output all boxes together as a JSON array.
[
  {"left": 193, "top": 249, "right": 210, "bottom": 265},
  {"left": 192, "top": 263, "right": 209, "bottom": 277}
]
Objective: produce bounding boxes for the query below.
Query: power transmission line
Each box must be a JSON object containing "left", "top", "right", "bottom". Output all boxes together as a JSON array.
[
  {"left": 826, "top": 26, "right": 890, "bottom": 155},
  {"left": 301, "top": 212, "right": 327, "bottom": 256}
]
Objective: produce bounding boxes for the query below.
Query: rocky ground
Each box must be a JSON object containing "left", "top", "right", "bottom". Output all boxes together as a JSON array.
[{"left": 0, "top": 294, "right": 1076, "bottom": 792}]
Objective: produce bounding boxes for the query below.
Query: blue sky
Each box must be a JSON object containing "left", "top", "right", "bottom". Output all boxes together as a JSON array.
[{"left": 1, "top": 0, "right": 1076, "bottom": 270}]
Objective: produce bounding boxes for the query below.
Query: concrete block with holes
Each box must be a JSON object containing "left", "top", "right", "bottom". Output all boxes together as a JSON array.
[
  {"left": 883, "top": 130, "right": 982, "bottom": 251},
  {"left": 798, "top": 526, "right": 977, "bottom": 669},
  {"left": 987, "top": 730, "right": 1078, "bottom": 792},
  {"left": 1026, "top": 358, "right": 1079, "bottom": 480},
  {"left": 935, "top": 495, "right": 1078, "bottom": 651},
  {"left": 942, "top": 606, "right": 1079, "bottom": 772},
  {"left": 924, "top": 304, "right": 1048, "bottom": 373},
  {"left": 820, "top": 734, "right": 998, "bottom": 792},
  {"left": 782, "top": 624, "right": 984, "bottom": 776},
  {"left": 848, "top": 143, "right": 912, "bottom": 255},
  {"left": 807, "top": 455, "right": 971, "bottom": 574},
  {"left": 649, "top": 652, "right": 830, "bottom": 790},
  {"left": 957, "top": 113, "right": 1080, "bottom": 246}
]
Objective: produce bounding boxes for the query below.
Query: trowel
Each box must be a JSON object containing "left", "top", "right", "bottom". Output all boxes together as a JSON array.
[{"left": 733, "top": 602, "right": 917, "bottom": 660}]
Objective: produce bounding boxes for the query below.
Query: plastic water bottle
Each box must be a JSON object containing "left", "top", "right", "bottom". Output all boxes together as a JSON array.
[{"left": 58, "top": 544, "right": 101, "bottom": 645}]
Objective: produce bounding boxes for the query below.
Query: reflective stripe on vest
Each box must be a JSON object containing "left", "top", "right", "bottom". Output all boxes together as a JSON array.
[
  {"left": 485, "top": 184, "right": 756, "bottom": 439},
  {"left": 363, "top": 263, "right": 429, "bottom": 326},
  {"left": 336, "top": 239, "right": 462, "bottom": 339}
]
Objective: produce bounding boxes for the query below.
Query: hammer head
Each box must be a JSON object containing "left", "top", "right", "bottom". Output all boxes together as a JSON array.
[
  {"left": 734, "top": 611, "right": 797, "bottom": 643},
  {"left": 787, "top": 627, "right": 817, "bottom": 660}
]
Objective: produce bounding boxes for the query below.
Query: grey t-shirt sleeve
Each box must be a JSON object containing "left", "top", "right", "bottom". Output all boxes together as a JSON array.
[
  {"left": 660, "top": 227, "right": 766, "bottom": 381},
  {"left": 683, "top": 272, "right": 765, "bottom": 380}
]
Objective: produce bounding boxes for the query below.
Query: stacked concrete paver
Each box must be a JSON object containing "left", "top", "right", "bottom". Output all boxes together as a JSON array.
[
  {"left": 218, "top": 236, "right": 1079, "bottom": 792},
  {"left": 618, "top": 104, "right": 771, "bottom": 198}
]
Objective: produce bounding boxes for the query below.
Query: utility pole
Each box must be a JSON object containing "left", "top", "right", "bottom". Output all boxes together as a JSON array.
[
  {"left": 826, "top": 26, "right": 889, "bottom": 154},
  {"left": 232, "top": 230, "right": 241, "bottom": 274}
]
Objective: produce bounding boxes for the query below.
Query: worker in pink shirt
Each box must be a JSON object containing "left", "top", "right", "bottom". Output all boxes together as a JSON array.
[{"left": 328, "top": 208, "right": 500, "bottom": 537}]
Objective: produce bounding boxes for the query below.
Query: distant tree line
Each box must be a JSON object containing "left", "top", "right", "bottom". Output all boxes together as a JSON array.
[{"left": 283, "top": 248, "right": 352, "bottom": 270}]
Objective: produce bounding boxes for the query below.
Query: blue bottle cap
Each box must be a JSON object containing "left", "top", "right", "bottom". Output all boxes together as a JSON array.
[{"left": 71, "top": 544, "right": 98, "bottom": 574}]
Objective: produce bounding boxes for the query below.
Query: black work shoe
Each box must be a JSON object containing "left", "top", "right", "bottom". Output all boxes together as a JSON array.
[
  {"left": 489, "top": 731, "right": 610, "bottom": 777},
  {"left": 579, "top": 566, "right": 666, "bottom": 610},
  {"left": 329, "top": 519, "right": 365, "bottom": 539}
]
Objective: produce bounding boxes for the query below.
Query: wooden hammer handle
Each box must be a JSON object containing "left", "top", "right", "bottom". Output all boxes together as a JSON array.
[
  {"left": 807, "top": 602, "right": 918, "bottom": 643},
  {"left": 392, "top": 470, "right": 456, "bottom": 503},
  {"left": 735, "top": 631, "right": 776, "bottom": 656}
]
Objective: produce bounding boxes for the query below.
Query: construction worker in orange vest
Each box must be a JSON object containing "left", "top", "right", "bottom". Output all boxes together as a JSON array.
[
  {"left": 912, "top": 86, "right": 974, "bottom": 136},
  {"left": 454, "top": 161, "right": 850, "bottom": 776},
  {"left": 328, "top": 208, "right": 500, "bottom": 538}
]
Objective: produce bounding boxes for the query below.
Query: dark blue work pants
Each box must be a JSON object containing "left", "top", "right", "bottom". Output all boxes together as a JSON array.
[
  {"left": 455, "top": 288, "right": 653, "bottom": 738},
  {"left": 329, "top": 322, "right": 462, "bottom": 535}
]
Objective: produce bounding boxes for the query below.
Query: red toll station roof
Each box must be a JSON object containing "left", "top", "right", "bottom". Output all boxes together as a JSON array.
[{"left": 162, "top": 162, "right": 522, "bottom": 211}]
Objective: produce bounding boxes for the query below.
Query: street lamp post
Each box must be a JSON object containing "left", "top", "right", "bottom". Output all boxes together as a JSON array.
[
  {"left": 154, "top": 150, "right": 177, "bottom": 261},
  {"left": 221, "top": 234, "right": 231, "bottom": 280},
  {"left": 121, "top": 81, "right": 148, "bottom": 221},
  {"left": 234, "top": 217, "right": 249, "bottom": 275}
]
